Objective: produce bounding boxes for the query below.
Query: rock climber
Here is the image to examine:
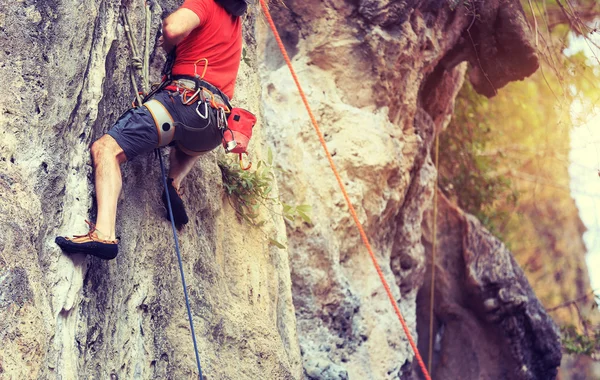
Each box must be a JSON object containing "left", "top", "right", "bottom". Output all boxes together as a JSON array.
[{"left": 56, "top": 0, "right": 247, "bottom": 260}]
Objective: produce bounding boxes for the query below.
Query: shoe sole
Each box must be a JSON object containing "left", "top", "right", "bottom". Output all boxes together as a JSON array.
[{"left": 55, "top": 237, "right": 118, "bottom": 260}]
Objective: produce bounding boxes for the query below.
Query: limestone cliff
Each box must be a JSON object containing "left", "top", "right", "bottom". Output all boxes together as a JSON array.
[
  {"left": 261, "top": 0, "right": 559, "bottom": 379},
  {"left": 0, "top": 0, "right": 563, "bottom": 379},
  {"left": 418, "top": 194, "right": 561, "bottom": 379},
  {"left": 0, "top": 1, "right": 300, "bottom": 378}
]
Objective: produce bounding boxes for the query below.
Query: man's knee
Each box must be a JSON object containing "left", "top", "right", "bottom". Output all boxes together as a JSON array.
[{"left": 91, "top": 135, "right": 126, "bottom": 164}]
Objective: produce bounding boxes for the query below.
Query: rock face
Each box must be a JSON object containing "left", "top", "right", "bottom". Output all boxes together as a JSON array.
[
  {"left": 0, "top": 1, "right": 300, "bottom": 379},
  {"left": 260, "top": 0, "right": 555, "bottom": 379},
  {"left": 417, "top": 194, "right": 561, "bottom": 380},
  {"left": 1, "top": 0, "right": 561, "bottom": 379}
]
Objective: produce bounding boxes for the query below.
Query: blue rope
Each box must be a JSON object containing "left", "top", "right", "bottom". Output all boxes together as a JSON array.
[{"left": 158, "top": 150, "right": 204, "bottom": 380}]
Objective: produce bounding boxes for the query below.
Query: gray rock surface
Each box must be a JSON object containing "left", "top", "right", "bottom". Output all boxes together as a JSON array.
[
  {"left": 1, "top": 0, "right": 561, "bottom": 379},
  {"left": 417, "top": 194, "right": 562, "bottom": 379},
  {"left": 0, "top": 1, "right": 301, "bottom": 379},
  {"left": 260, "top": 0, "right": 553, "bottom": 379}
]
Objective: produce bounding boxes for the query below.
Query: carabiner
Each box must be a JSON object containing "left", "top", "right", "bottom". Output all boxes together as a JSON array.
[
  {"left": 196, "top": 101, "right": 209, "bottom": 119},
  {"left": 183, "top": 88, "right": 201, "bottom": 105},
  {"left": 193, "top": 58, "right": 209, "bottom": 79},
  {"left": 217, "top": 107, "right": 228, "bottom": 129},
  {"left": 239, "top": 153, "right": 252, "bottom": 171}
]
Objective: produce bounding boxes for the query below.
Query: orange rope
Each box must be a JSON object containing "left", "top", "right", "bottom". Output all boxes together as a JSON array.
[{"left": 258, "top": 1, "right": 431, "bottom": 379}]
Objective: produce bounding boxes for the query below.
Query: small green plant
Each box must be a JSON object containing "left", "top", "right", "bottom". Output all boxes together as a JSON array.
[
  {"left": 561, "top": 324, "right": 600, "bottom": 356},
  {"left": 218, "top": 149, "right": 312, "bottom": 248},
  {"left": 241, "top": 47, "right": 251, "bottom": 66},
  {"left": 438, "top": 82, "right": 520, "bottom": 241}
]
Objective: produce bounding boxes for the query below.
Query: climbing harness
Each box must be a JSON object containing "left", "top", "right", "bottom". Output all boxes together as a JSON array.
[
  {"left": 258, "top": 1, "right": 432, "bottom": 379},
  {"left": 147, "top": 57, "right": 256, "bottom": 160},
  {"left": 164, "top": 74, "right": 255, "bottom": 158}
]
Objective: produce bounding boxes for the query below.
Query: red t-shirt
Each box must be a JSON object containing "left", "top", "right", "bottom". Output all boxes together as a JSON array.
[{"left": 173, "top": 0, "right": 242, "bottom": 99}]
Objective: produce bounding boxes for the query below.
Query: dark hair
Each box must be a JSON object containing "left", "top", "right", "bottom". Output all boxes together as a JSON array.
[{"left": 215, "top": 0, "right": 248, "bottom": 16}]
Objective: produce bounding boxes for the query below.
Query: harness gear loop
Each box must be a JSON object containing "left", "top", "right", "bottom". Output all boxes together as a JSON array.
[
  {"left": 258, "top": 1, "right": 431, "bottom": 379},
  {"left": 169, "top": 76, "right": 232, "bottom": 113}
]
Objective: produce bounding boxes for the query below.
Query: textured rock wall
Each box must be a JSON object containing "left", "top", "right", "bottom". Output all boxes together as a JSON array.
[
  {"left": 417, "top": 193, "right": 561, "bottom": 380},
  {"left": 0, "top": 1, "right": 301, "bottom": 379},
  {"left": 259, "top": 0, "right": 555, "bottom": 379},
  {"left": 1, "top": 0, "right": 563, "bottom": 379}
]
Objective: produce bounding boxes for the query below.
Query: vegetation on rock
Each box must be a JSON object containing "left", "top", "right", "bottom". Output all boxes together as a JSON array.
[
  {"left": 218, "top": 150, "right": 312, "bottom": 248},
  {"left": 438, "top": 0, "right": 600, "bottom": 371}
]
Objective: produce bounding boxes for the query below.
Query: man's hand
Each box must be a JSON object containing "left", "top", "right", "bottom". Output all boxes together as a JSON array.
[{"left": 162, "top": 8, "right": 201, "bottom": 52}]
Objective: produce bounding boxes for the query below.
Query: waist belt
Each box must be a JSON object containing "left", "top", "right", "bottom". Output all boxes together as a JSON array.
[{"left": 168, "top": 75, "right": 232, "bottom": 111}]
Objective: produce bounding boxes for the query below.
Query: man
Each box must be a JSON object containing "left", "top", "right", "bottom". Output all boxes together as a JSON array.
[{"left": 55, "top": 0, "right": 245, "bottom": 260}]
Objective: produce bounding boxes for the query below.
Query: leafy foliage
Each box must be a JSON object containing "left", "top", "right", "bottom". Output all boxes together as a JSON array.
[
  {"left": 241, "top": 46, "right": 251, "bottom": 66},
  {"left": 440, "top": 0, "right": 600, "bottom": 361},
  {"left": 218, "top": 149, "right": 312, "bottom": 248},
  {"left": 561, "top": 324, "right": 600, "bottom": 356},
  {"left": 440, "top": 0, "right": 600, "bottom": 240},
  {"left": 438, "top": 82, "right": 520, "bottom": 239}
]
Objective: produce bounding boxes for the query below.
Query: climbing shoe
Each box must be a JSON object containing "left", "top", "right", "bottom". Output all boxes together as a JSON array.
[
  {"left": 162, "top": 178, "right": 189, "bottom": 226},
  {"left": 55, "top": 221, "right": 119, "bottom": 260}
]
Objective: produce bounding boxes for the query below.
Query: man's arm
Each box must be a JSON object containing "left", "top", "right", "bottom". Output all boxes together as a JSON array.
[{"left": 161, "top": 8, "right": 201, "bottom": 52}]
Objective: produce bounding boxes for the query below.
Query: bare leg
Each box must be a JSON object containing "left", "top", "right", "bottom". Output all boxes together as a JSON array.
[
  {"left": 90, "top": 135, "right": 127, "bottom": 240},
  {"left": 167, "top": 147, "right": 200, "bottom": 190}
]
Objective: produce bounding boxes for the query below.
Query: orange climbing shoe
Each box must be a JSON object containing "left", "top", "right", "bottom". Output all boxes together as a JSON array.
[{"left": 55, "top": 221, "right": 119, "bottom": 260}]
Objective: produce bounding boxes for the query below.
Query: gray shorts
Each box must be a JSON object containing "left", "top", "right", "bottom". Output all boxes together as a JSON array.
[{"left": 107, "top": 91, "right": 222, "bottom": 160}]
